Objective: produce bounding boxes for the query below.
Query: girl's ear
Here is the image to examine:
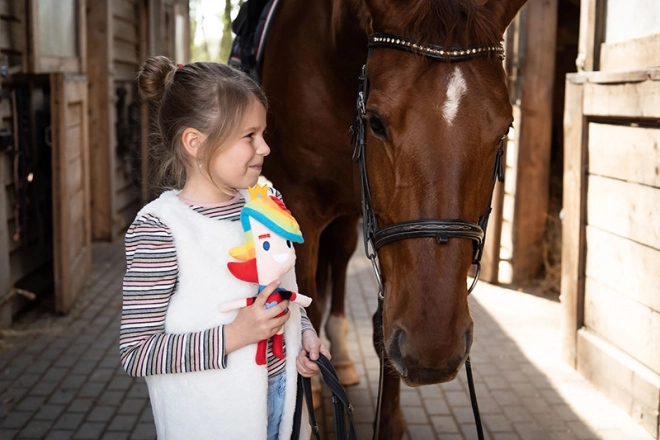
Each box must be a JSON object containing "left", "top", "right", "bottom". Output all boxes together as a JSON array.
[{"left": 181, "top": 128, "right": 206, "bottom": 159}]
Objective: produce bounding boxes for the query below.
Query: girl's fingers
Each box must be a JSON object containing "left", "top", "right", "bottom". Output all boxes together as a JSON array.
[
  {"left": 267, "top": 300, "right": 290, "bottom": 317},
  {"left": 253, "top": 281, "right": 281, "bottom": 306}
]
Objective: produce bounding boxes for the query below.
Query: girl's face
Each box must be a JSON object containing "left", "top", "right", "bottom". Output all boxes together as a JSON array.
[{"left": 208, "top": 100, "right": 270, "bottom": 193}]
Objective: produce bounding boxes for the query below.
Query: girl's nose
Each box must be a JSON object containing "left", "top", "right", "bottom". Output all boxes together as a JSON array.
[{"left": 257, "top": 139, "right": 270, "bottom": 156}]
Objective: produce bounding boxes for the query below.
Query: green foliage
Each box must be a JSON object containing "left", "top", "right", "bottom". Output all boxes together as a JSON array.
[{"left": 190, "top": 0, "right": 241, "bottom": 63}]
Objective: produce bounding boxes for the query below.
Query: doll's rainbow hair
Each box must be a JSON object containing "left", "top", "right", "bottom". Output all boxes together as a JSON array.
[{"left": 229, "top": 184, "right": 304, "bottom": 262}]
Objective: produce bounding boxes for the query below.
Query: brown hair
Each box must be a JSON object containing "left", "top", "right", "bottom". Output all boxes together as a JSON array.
[{"left": 137, "top": 56, "right": 268, "bottom": 190}]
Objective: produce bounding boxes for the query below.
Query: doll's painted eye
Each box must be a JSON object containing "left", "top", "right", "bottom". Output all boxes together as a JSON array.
[
  {"left": 263, "top": 241, "right": 270, "bottom": 251},
  {"left": 286, "top": 240, "right": 291, "bottom": 248}
]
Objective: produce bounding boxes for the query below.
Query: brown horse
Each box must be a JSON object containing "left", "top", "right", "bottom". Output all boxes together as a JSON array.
[{"left": 260, "top": 0, "right": 527, "bottom": 437}]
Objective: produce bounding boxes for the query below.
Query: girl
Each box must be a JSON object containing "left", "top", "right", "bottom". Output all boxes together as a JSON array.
[{"left": 120, "top": 56, "right": 327, "bottom": 440}]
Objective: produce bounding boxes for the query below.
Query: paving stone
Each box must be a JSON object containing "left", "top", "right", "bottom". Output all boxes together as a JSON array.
[
  {"left": 101, "top": 433, "right": 130, "bottom": 440},
  {"left": 445, "top": 391, "right": 471, "bottom": 407},
  {"left": 14, "top": 396, "right": 45, "bottom": 412},
  {"left": 492, "top": 432, "right": 522, "bottom": 440},
  {"left": 107, "top": 414, "right": 138, "bottom": 431},
  {"left": 98, "top": 390, "right": 125, "bottom": 406},
  {"left": 0, "top": 429, "right": 19, "bottom": 438},
  {"left": 423, "top": 398, "right": 451, "bottom": 415},
  {"left": 0, "top": 410, "right": 32, "bottom": 429},
  {"left": 52, "top": 413, "right": 84, "bottom": 430},
  {"left": 67, "top": 397, "right": 94, "bottom": 413},
  {"left": 46, "top": 390, "right": 75, "bottom": 406},
  {"left": 77, "top": 383, "right": 105, "bottom": 398},
  {"left": 129, "top": 422, "right": 156, "bottom": 439},
  {"left": 16, "top": 419, "right": 53, "bottom": 438},
  {"left": 86, "top": 405, "right": 115, "bottom": 423},
  {"left": 500, "top": 405, "right": 535, "bottom": 423},
  {"left": 60, "top": 374, "right": 87, "bottom": 391},
  {"left": 73, "top": 421, "right": 107, "bottom": 439},
  {"left": 460, "top": 423, "right": 493, "bottom": 440},
  {"left": 452, "top": 406, "right": 479, "bottom": 424},
  {"left": 33, "top": 404, "right": 66, "bottom": 421},
  {"left": 400, "top": 389, "right": 423, "bottom": 406},
  {"left": 44, "top": 430, "right": 76, "bottom": 440},
  {"left": 407, "top": 423, "right": 437, "bottom": 439},
  {"left": 401, "top": 405, "right": 429, "bottom": 424},
  {"left": 28, "top": 380, "right": 59, "bottom": 397},
  {"left": 107, "top": 376, "right": 132, "bottom": 391},
  {"left": 14, "top": 373, "right": 40, "bottom": 388},
  {"left": 138, "top": 406, "right": 153, "bottom": 423},
  {"left": 483, "top": 414, "right": 514, "bottom": 432},
  {"left": 430, "top": 415, "right": 460, "bottom": 434},
  {"left": 117, "top": 399, "right": 144, "bottom": 415}
]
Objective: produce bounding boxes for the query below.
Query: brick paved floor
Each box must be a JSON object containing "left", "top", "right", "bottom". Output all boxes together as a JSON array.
[{"left": 0, "top": 241, "right": 654, "bottom": 439}]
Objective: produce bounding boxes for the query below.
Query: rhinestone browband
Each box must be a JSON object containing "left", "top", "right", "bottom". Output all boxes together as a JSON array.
[{"left": 369, "top": 33, "right": 505, "bottom": 61}]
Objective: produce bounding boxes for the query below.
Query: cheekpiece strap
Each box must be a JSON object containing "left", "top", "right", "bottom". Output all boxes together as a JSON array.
[{"left": 369, "top": 33, "right": 505, "bottom": 61}]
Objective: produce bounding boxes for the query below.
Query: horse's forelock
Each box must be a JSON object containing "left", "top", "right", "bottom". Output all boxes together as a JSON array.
[{"left": 351, "top": 0, "right": 503, "bottom": 48}]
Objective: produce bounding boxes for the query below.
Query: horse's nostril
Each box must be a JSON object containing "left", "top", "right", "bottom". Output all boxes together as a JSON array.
[
  {"left": 387, "top": 327, "right": 408, "bottom": 377},
  {"left": 464, "top": 327, "right": 473, "bottom": 355}
]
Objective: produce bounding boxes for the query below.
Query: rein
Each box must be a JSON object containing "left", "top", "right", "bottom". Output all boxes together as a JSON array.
[{"left": 350, "top": 32, "right": 507, "bottom": 440}]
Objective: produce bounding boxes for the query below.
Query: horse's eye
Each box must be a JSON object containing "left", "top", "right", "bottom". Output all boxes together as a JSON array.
[
  {"left": 286, "top": 240, "right": 292, "bottom": 248},
  {"left": 368, "top": 115, "right": 387, "bottom": 138},
  {"left": 263, "top": 241, "right": 270, "bottom": 251}
]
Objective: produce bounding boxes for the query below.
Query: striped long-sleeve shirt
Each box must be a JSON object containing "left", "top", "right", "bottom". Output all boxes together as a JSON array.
[{"left": 120, "top": 193, "right": 314, "bottom": 378}]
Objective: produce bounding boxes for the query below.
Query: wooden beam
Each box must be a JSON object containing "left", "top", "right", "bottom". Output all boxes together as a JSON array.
[
  {"left": 560, "top": 74, "right": 587, "bottom": 367},
  {"left": 87, "top": 0, "right": 115, "bottom": 241},
  {"left": 588, "top": 122, "right": 660, "bottom": 188},
  {"left": 0, "top": 153, "right": 11, "bottom": 306},
  {"left": 601, "top": 33, "right": 660, "bottom": 72},
  {"left": 577, "top": 329, "right": 660, "bottom": 437},
  {"left": 576, "top": 0, "right": 606, "bottom": 71},
  {"left": 583, "top": 75, "right": 660, "bottom": 119},
  {"left": 511, "top": 0, "right": 558, "bottom": 282}
]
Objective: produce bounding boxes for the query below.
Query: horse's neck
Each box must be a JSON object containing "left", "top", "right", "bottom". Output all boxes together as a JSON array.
[
  {"left": 330, "top": 0, "right": 369, "bottom": 53},
  {"left": 278, "top": 0, "right": 366, "bottom": 78}
]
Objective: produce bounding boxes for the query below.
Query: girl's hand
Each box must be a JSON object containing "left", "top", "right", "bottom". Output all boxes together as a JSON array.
[
  {"left": 225, "top": 281, "right": 290, "bottom": 354},
  {"left": 296, "top": 330, "right": 331, "bottom": 378}
]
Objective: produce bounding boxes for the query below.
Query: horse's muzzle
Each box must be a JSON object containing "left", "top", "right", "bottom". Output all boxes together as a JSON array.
[{"left": 387, "top": 326, "right": 472, "bottom": 385}]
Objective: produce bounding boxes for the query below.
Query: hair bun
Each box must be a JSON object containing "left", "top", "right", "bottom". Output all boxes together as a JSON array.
[{"left": 137, "top": 56, "right": 177, "bottom": 102}]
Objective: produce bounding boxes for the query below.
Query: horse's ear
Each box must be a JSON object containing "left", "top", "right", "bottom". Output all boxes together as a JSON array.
[{"left": 485, "top": 0, "right": 528, "bottom": 36}]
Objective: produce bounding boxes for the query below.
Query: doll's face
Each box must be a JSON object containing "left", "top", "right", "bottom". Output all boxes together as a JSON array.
[{"left": 251, "top": 218, "right": 296, "bottom": 284}]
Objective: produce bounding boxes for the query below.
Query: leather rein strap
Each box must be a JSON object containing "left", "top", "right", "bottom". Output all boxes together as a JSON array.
[{"left": 350, "top": 32, "right": 508, "bottom": 440}]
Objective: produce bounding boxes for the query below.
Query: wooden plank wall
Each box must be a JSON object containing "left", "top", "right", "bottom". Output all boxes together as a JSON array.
[
  {"left": 87, "top": 0, "right": 114, "bottom": 241},
  {"left": 0, "top": 0, "right": 26, "bottom": 272},
  {"left": 0, "top": 0, "right": 23, "bottom": 305},
  {"left": 88, "top": 0, "right": 144, "bottom": 241},
  {"left": 0, "top": 0, "right": 53, "bottom": 321},
  {"left": 511, "top": 0, "right": 558, "bottom": 282},
  {"left": 0, "top": 0, "right": 26, "bottom": 72},
  {"left": 51, "top": 74, "right": 91, "bottom": 314},
  {"left": 112, "top": 0, "right": 143, "bottom": 237},
  {"left": 562, "top": 70, "right": 660, "bottom": 438}
]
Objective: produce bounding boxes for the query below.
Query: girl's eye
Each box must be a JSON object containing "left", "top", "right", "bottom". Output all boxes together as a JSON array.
[
  {"left": 263, "top": 241, "right": 270, "bottom": 251},
  {"left": 245, "top": 133, "right": 254, "bottom": 139},
  {"left": 286, "top": 240, "right": 291, "bottom": 248}
]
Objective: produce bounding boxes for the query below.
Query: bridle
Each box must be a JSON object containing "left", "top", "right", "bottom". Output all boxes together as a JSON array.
[{"left": 350, "top": 32, "right": 508, "bottom": 440}]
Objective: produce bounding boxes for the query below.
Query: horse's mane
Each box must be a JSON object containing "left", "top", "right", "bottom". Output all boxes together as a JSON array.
[{"left": 345, "top": 0, "right": 503, "bottom": 48}]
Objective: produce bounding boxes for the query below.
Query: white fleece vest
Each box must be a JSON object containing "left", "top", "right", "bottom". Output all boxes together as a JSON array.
[{"left": 139, "top": 190, "right": 308, "bottom": 439}]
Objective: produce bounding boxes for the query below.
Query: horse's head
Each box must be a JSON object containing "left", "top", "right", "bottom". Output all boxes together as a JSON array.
[{"left": 352, "top": 0, "right": 526, "bottom": 385}]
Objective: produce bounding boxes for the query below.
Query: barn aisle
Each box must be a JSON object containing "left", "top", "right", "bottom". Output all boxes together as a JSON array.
[{"left": 0, "top": 241, "right": 653, "bottom": 440}]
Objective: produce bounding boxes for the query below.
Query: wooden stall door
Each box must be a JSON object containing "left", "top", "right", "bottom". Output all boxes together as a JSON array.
[{"left": 50, "top": 73, "right": 91, "bottom": 314}]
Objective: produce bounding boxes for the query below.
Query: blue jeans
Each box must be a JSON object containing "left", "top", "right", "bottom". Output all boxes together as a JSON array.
[{"left": 267, "top": 373, "right": 286, "bottom": 440}]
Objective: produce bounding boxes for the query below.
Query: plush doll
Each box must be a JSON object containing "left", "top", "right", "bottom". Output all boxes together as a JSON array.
[{"left": 220, "top": 184, "right": 312, "bottom": 365}]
